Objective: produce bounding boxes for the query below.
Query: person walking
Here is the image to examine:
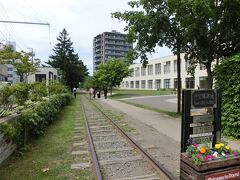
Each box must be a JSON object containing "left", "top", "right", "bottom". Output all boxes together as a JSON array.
[
  {"left": 89, "top": 87, "right": 94, "bottom": 100},
  {"left": 73, "top": 87, "right": 77, "bottom": 98},
  {"left": 93, "top": 88, "right": 97, "bottom": 99}
]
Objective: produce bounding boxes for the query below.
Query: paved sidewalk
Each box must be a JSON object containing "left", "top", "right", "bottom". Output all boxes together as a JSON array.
[{"left": 100, "top": 98, "right": 240, "bottom": 150}]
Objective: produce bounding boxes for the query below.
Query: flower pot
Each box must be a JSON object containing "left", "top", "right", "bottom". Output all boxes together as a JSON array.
[{"left": 180, "top": 153, "right": 240, "bottom": 180}]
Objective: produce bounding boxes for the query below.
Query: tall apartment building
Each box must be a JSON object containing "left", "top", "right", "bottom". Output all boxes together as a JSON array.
[{"left": 93, "top": 30, "right": 133, "bottom": 72}]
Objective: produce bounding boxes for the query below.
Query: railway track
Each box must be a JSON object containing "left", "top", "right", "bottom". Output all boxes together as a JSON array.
[{"left": 80, "top": 94, "right": 176, "bottom": 180}]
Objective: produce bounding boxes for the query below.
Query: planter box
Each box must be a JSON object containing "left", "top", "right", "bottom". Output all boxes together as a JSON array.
[{"left": 180, "top": 153, "right": 240, "bottom": 180}]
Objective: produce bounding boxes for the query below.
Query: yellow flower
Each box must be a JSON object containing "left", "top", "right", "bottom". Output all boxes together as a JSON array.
[
  {"left": 215, "top": 144, "right": 221, "bottom": 149},
  {"left": 220, "top": 143, "right": 224, "bottom": 147},
  {"left": 225, "top": 146, "right": 230, "bottom": 150},
  {"left": 200, "top": 148, "right": 206, "bottom": 154}
]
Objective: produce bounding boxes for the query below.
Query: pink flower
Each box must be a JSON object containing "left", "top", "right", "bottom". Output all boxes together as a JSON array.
[
  {"left": 232, "top": 152, "right": 238, "bottom": 156},
  {"left": 206, "top": 155, "right": 214, "bottom": 160},
  {"left": 204, "top": 157, "right": 209, "bottom": 161},
  {"left": 193, "top": 143, "right": 198, "bottom": 147},
  {"left": 197, "top": 153, "right": 202, "bottom": 158}
]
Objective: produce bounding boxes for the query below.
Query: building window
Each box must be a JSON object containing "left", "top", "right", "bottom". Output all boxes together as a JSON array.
[
  {"left": 147, "top": 65, "right": 153, "bottom": 75},
  {"left": 185, "top": 60, "right": 190, "bottom": 71},
  {"left": 135, "top": 81, "right": 139, "bottom": 88},
  {"left": 130, "top": 81, "right": 134, "bottom": 88},
  {"left": 135, "top": 67, "right": 140, "bottom": 77},
  {"left": 148, "top": 80, "right": 153, "bottom": 89},
  {"left": 185, "top": 77, "right": 195, "bottom": 89},
  {"left": 174, "top": 60, "right": 177, "bottom": 73},
  {"left": 199, "top": 63, "right": 206, "bottom": 70},
  {"left": 8, "top": 74, "right": 13, "bottom": 78},
  {"left": 164, "top": 79, "right": 170, "bottom": 88},
  {"left": 141, "top": 80, "right": 146, "bottom": 88},
  {"left": 164, "top": 61, "right": 171, "bottom": 74},
  {"left": 141, "top": 67, "right": 146, "bottom": 76},
  {"left": 155, "top": 79, "right": 161, "bottom": 89},
  {"left": 174, "top": 78, "right": 178, "bottom": 89},
  {"left": 199, "top": 76, "right": 208, "bottom": 89},
  {"left": 129, "top": 68, "right": 134, "bottom": 77},
  {"left": 8, "top": 67, "right": 13, "bottom": 71},
  {"left": 121, "top": 82, "right": 124, "bottom": 87},
  {"left": 155, "top": 63, "right": 161, "bottom": 75},
  {"left": 35, "top": 74, "right": 46, "bottom": 82},
  {"left": 126, "top": 81, "right": 129, "bottom": 88}
]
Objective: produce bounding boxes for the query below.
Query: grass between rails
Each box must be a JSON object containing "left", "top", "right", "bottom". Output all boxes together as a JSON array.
[
  {"left": 0, "top": 96, "right": 94, "bottom": 180},
  {"left": 120, "top": 100, "right": 181, "bottom": 118},
  {"left": 110, "top": 89, "right": 176, "bottom": 99}
]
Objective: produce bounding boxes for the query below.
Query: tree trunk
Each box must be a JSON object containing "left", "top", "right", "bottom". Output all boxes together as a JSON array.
[
  {"left": 20, "top": 75, "right": 24, "bottom": 82},
  {"left": 177, "top": 46, "right": 181, "bottom": 113},
  {"left": 206, "top": 64, "right": 213, "bottom": 89}
]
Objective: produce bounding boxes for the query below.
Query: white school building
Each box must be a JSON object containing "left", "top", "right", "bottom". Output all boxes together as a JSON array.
[{"left": 120, "top": 54, "right": 209, "bottom": 90}]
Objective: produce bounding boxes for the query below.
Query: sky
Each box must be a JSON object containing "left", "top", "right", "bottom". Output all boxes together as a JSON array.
[{"left": 0, "top": 0, "right": 172, "bottom": 75}]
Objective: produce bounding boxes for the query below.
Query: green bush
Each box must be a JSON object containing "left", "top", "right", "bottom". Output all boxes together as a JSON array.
[
  {"left": 0, "top": 93, "right": 72, "bottom": 148},
  {"left": 0, "top": 86, "right": 13, "bottom": 104},
  {"left": 29, "top": 82, "right": 48, "bottom": 101},
  {"left": 214, "top": 54, "right": 240, "bottom": 138},
  {"left": 20, "top": 93, "right": 72, "bottom": 137},
  {"left": 11, "top": 83, "right": 30, "bottom": 106}
]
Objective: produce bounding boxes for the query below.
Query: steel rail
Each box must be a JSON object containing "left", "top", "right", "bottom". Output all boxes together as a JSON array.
[
  {"left": 80, "top": 96, "right": 103, "bottom": 180},
  {"left": 90, "top": 96, "right": 177, "bottom": 180}
]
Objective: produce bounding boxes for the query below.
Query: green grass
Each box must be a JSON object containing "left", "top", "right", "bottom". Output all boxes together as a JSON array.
[
  {"left": 120, "top": 101, "right": 181, "bottom": 118},
  {"left": 110, "top": 89, "right": 176, "bottom": 99},
  {"left": 0, "top": 96, "right": 94, "bottom": 180}
]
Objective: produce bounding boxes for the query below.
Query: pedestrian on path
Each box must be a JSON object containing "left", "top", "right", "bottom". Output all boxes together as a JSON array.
[
  {"left": 73, "top": 87, "right": 77, "bottom": 98},
  {"left": 89, "top": 87, "right": 94, "bottom": 100},
  {"left": 93, "top": 88, "right": 96, "bottom": 99}
]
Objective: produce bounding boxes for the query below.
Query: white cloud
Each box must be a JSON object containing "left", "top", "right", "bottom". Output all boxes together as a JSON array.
[{"left": 0, "top": 0, "right": 172, "bottom": 75}]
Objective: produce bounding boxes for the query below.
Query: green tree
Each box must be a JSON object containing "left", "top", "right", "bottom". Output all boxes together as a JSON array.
[
  {"left": 170, "top": 0, "right": 240, "bottom": 89},
  {"left": 112, "top": 0, "right": 184, "bottom": 112},
  {"left": 92, "top": 59, "right": 129, "bottom": 93},
  {"left": 113, "top": 0, "right": 240, "bottom": 89},
  {"left": 0, "top": 46, "right": 20, "bottom": 63},
  {"left": 0, "top": 46, "right": 39, "bottom": 82},
  {"left": 14, "top": 52, "right": 40, "bottom": 82},
  {"left": 47, "top": 28, "right": 88, "bottom": 90}
]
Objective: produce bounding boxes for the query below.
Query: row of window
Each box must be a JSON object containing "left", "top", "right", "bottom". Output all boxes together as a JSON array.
[
  {"left": 129, "top": 61, "right": 206, "bottom": 77},
  {"left": 123, "top": 79, "right": 172, "bottom": 89},
  {"left": 122, "top": 77, "right": 208, "bottom": 89}
]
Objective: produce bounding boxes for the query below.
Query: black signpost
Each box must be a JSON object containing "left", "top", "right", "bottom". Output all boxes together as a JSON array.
[
  {"left": 181, "top": 89, "right": 221, "bottom": 153},
  {"left": 180, "top": 90, "right": 240, "bottom": 180}
]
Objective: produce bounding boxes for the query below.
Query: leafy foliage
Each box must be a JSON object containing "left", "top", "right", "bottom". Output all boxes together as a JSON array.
[
  {"left": 113, "top": 0, "right": 240, "bottom": 88},
  {"left": 214, "top": 54, "right": 240, "bottom": 138},
  {"left": 20, "top": 93, "right": 72, "bottom": 137},
  {"left": 92, "top": 59, "right": 129, "bottom": 91},
  {"left": 0, "top": 45, "right": 39, "bottom": 82},
  {"left": 47, "top": 28, "right": 89, "bottom": 90},
  {"left": 0, "top": 122, "right": 22, "bottom": 146},
  {"left": 11, "top": 83, "right": 30, "bottom": 106},
  {"left": 0, "top": 93, "right": 72, "bottom": 148}
]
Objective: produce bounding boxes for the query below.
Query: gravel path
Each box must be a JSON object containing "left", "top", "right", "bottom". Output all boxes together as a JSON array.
[{"left": 98, "top": 98, "right": 181, "bottom": 178}]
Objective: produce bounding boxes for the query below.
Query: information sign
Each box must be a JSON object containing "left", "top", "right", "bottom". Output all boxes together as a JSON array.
[{"left": 192, "top": 90, "right": 216, "bottom": 108}]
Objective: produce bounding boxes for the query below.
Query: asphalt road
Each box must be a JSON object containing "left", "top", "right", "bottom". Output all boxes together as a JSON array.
[{"left": 120, "top": 95, "right": 178, "bottom": 112}]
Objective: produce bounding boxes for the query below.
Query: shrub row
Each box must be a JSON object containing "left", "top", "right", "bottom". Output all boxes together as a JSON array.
[{"left": 0, "top": 93, "right": 72, "bottom": 148}]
